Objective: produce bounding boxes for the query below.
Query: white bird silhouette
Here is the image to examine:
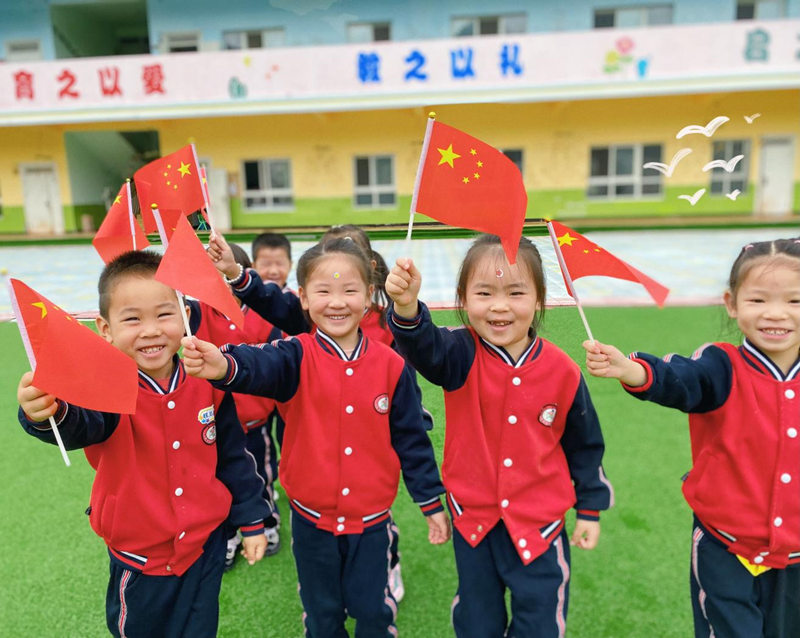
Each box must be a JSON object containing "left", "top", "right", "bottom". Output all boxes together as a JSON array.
[
  {"left": 726, "top": 189, "right": 741, "bottom": 200},
  {"left": 676, "top": 116, "right": 729, "bottom": 139},
  {"left": 643, "top": 148, "right": 692, "bottom": 177},
  {"left": 744, "top": 113, "right": 761, "bottom": 124},
  {"left": 678, "top": 189, "right": 706, "bottom": 206},
  {"left": 702, "top": 155, "right": 744, "bottom": 173}
]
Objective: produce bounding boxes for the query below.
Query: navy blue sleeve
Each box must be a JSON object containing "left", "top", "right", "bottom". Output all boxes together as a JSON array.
[
  {"left": 624, "top": 344, "right": 732, "bottom": 413},
  {"left": 231, "top": 269, "right": 309, "bottom": 335},
  {"left": 18, "top": 402, "right": 119, "bottom": 450},
  {"left": 387, "top": 301, "right": 475, "bottom": 392},
  {"left": 388, "top": 364, "right": 445, "bottom": 515},
  {"left": 560, "top": 376, "right": 613, "bottom": 517},
  {"left": 187, "top": 298, "right": 202, "bottom": 335},
  {"left": 214, "top": 337, "right": 304, "bottom": 402},
  {"left": 213, "top": 392, "right": 270, "bottom": 531}
]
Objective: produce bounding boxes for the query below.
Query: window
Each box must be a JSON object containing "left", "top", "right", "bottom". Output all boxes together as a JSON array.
[
  {"left": 594, "top": 5, "right": 674, "bottom": 28},
  {"left": 347, "top": 22, "right": 391, "bottom": 43},
  {"left": 223, "top": 28, "right": 286, "bottom": 50},
  {"left": 708, "top": 140, "right": 750, "bottom": 195},
  {"left": 736, "top": 0, "right": 784, "bottom": 19},
  {"left": 164, "top": 33, "right": 200, "bottom": 53},
  {"left": 452, "top": 14, "right": 526, "bottom": 37},
  {"left": 354, "top": 155, "right": 395, "bottom": 208},
  {"left": 588, "top": 144, "right": 663, "bottom": 198},
  {"left": 502, "top": 149, "right": 524, "bottom": 175},
  {"left": 5, "top": 39, "right": 42, "bottom": 61},
  {"left": 242, "top": 159, "right": 293, "bottom": 211}
]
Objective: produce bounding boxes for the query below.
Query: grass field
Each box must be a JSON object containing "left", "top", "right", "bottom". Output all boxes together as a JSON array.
[{"left": 0, "top": 304, "right": 733, "bottom": 637}]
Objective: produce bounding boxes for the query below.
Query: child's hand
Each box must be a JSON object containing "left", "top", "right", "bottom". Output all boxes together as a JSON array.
[
  {"left": 426, "top": 511, "right": 451, "bottom": 545},
  {"left": 386, "top": 257, "right": 422, "bottom": 318},
  {"left": 571, "top": 519, "right": 600, "bottom": 550},
  {"left": 241, "top": 533, "right": 267, "bottom": 565},
  {"left": 207, "top": 233, "right": 240, "bottom": 280},
  {"left": 17, "top": 371, "right": 58, "bottom": 423},
  {"left": 181, "top": 336, "right": 228, "bottom": 380},
  {"left": 583, "top": 340, "right": 647, "bottom": 387}
]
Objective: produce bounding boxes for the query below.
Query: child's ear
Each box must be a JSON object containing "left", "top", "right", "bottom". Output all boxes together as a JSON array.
[
  {"left": 298, "top": 286, "right": 310, "bottom": 311},
  {"left": 723, "top": 290, "right": 737, "bottom": 318},
  {"left": 368, "top": 283, "right": 375, "bottom": 306},
  {"left": 95, "top": 316, "right": 113, "bottom": 343}
]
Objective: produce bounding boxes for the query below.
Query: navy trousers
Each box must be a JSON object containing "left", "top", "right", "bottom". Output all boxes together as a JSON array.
[
  {"left": 690, "top": 517, "right": 800, "bottom": 638},
  {"left": 451, "top": 521, "right": 571, "bottom": 638},
  {"left": 291, "top": 509, "right": 397, "bottom": 637},
  {"left": 105, "top": 526, "right": 226, "bottom": 638}
]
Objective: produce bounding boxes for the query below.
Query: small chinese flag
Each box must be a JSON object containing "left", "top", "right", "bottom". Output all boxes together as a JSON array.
[
  {"left": 9, "top": 279, "right": 138, "bottom": 413},
  {"left": 412, "top": 119, "right": 527, "bottom": 263},
  {"left": 549, "top": 220, "right": 669, "bottom": 307},
  {"left": 92, "top": 182, "right": 151, "bottom": 264},
  {"left": 155, "top": 215, "right": 244, "bottom": 329},
  {"left": 134, "top": 144, "right": 207, "bottom": 216}
]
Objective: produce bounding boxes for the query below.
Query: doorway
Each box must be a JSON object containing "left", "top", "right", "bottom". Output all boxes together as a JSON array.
[
  {"left": 20, "top": 164, "right": 63, "bottom": 234},
  {"left": 757, "top": 137, "right": 794, "bottom": 216}
]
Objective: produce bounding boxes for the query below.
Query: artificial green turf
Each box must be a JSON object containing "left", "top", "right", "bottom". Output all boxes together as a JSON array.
[{"left": 0, "top": 304, "right": 732, "bottom": 637}]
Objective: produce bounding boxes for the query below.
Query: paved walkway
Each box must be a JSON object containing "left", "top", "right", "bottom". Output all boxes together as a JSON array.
[{"left": 0, "top": 227, "right": 794, "bottom": 318}]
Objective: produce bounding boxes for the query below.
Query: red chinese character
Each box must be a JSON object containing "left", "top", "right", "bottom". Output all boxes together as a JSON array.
[
  {"left": 57, "top": 69, "right": 79, "bottom": 99},
  {"left": 98, "top": 67, "right": 122, "bottom": 96},
  {"left": 14, "top": 71, "right": 34, "bottom": 100},
  {"left": 142, "top": 63, "right": 165, "bottom": 95}
]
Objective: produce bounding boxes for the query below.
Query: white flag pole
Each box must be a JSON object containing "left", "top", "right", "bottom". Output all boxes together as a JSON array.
[
  {"left": 5, "top": 275, "right": 71, "bottom": 467},
  {"left": 546, "top": 220, "right": 595, "bottom": 342},
  {"left": 152, "top": 204, "right": 192, "bottom": 337},
  {"left": 189, "top": 143, "right": 216, "bottom": 237},
  {"left": 125, "top": 179, "right": 137, "bottom": 251},
  {"left": 404, "top": 113, "right": 436, "bottom": 257}
]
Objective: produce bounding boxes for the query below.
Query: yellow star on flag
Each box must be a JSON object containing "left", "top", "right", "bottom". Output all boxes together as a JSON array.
[
  {"left": 462, "top": 176, "right": 469, "bottom": 184},
  {"left": 473, "top": 173, "right": 480, "bottom": 179},
  {"left": 476, "top": 160, "right": 483, "bottom": 168},
  {"left": 178, "top": 162, "right": 192, "bottom": 178},
  {"left": 32, "top": 302, "right": 47, "bottom": 318},
  {"left": 470, "top": 148, "right": 477, "bottom": 156},
  {"left": 558, "top": 232, "right": 578, "bottom": 247},
  {"left": 437, "top": 144, "right": 461, "bottom": 168},
  {"left": 113, "top": 195, "right": 121, "bottom": 205}
]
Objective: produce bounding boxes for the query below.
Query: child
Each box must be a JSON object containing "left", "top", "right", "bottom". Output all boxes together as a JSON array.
[
  {"left": 251, "top": 231, "right": 293, "bottom": 287},
  {"left": 189, "top": 243, "right": 283, "bottom": 568},
  {"left": 16, "top": 250, "right": 268, "bottom": 638},
  {"left": 584, "top": 238, "right": 800, "bottom": 638},
  {"left": 182, "top": 238, "right": 451, "bottom": 636},
  {"left": 386, "top": 234, "right": 613, "bottom": 638}
]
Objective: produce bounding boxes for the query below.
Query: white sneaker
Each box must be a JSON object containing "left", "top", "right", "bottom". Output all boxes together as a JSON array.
[
  {"left": 264, "top": 527, "right": 281, "bottom": 556},
  {"left": 388, "top": 563, "right": 404, "bottom": 602},
  {"left": 224, "top": 534, "right": 241, "bottom": 572}
]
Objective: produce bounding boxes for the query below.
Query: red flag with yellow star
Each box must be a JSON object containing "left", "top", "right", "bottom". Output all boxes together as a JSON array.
[
  {"left": 92, "top": 182, "right": 151, "bottom": 264},
  {"left": 412, "top": 119, "right": 527, "bottom": 263},
  {"left": 133, "top": 144, "right": 207, "bottom": 217},
  {"left": 8, "top": 279, "right": 138, "bottom": 413},
  {"left": 549, "top": 220, "right": 669, "bottom": 306},
  {"left": 139, "top": 206, "right": 183, "bottom": 240},
  {"left": 155, "top": 215, "right": 245, "bottom": 329}
]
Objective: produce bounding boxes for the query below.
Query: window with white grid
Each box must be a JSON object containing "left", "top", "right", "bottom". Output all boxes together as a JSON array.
[
  {"left": 354, "top": 155, "right": 396, "bottom": 208},
  {"left": 242, "top": 159, "right": 293, "bottom": 211},
  {"left": 589, "top": 144, "right": 663, "bottom": 199},
  {"left": 451, "top": 14, "right": 526, "bottom": 37}
]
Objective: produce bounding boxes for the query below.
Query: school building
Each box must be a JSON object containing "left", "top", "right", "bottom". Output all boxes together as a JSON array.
[{"left": 0, "top": 0, "right": 798, "bottom": 235}]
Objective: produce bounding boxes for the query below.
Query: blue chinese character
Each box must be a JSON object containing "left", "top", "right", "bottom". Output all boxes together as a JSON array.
[
  {"left": 404, "top": 49, "right": 428, "bottom": 81},
  {"left": 358, "top": 52, "right": 381, "bottom": 83},
  {"left": 500, "top": 44, "right": 523, "bottom": 76},
  {"left": 744, "top": 29, "right": 770, "bottom": 62},
  {"left": 450, "top": 47, "right": 475, "bottom": 79}
]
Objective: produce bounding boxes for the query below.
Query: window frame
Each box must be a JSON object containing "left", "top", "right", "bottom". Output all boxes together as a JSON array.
[
  {"left": 353, "top": 155, "right": 396, "bottom": 209},
  {"left": 593, "top": 4, "right": 674, "bottom": 28},
  {"left": 736, "top": 0, "right": 785, "bottom": 19},
  {"left": 708, "top": 139, "right": 750, "bottom": 196},
  {"left": 451, "top": 13, "right": 527, "bottom": 37},
  {"left": 501, "top": 149, "right": 524, "bottom": 176},
  {"left": 588, "top": 143, "right": 664, "bottom": 200},
  {"left": 5, "top": 39, "right": 43, "bottom": 61},
  {"left": 164, "top": 32, "right": 201, "bottom": 53},
  {"left": 346, "top": 21, "right": 392, "bottom": 43},
  {"left": 222, "top": 28, "right": 286, "bottom": 50},
  {"left": 241, "top": 158, "right": 294, "bottom": 213}
]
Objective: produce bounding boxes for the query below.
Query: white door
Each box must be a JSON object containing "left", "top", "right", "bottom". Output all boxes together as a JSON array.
[
  {"left": 757, "top": 137, "right": 794, "bottom": 216},
  {"left": 208, "top": 167, "right": 231, "bottom": 231},
  {"left": 21, "top": 164, "right": 63, "bottom": 234}
]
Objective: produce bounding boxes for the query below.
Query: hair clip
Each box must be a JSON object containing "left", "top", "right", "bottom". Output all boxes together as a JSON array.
[{"left": 743, "top": 243, "right": 754, "bottom": 251}]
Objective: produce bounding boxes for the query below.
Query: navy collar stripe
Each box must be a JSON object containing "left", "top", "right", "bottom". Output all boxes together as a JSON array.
[
  {"left": 478, "top": 334, "right": 539, "bottom": 368},
  {"left": 315, "top": 329, "right": 365, "bottom": 361},
  {"left": 740, "top": 338, "right": 800, "bottom": 381}
]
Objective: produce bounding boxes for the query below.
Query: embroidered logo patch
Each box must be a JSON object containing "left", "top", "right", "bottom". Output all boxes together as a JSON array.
[
  {"left": 202, "top": 424, "right": 217, "bottom": 445},
  {"left": 538, "top": 404, "right": 557, "bottom": 426},
  {"left": 373, "top": 394, "right": 390, "bottom": 414},
  {"left": 198, "top": 405, "right": 215, "bottom": 425}
]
